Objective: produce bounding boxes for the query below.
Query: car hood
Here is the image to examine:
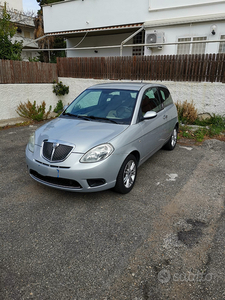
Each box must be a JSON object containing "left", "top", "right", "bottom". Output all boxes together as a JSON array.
[{"left": 36, "top": 117, "right": 128, "bottom": 153}]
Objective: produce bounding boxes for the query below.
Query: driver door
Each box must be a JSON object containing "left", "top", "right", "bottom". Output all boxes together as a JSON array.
[{"left": 138, "top": 87, "right": 167, "bottom": 162}]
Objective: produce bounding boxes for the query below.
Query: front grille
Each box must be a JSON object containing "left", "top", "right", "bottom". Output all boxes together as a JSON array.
[
  {"left": 30, "top": 169, "right": 82, "bottom": 189},
  {"left": 42, "top": 140, "right": 73, "bottom": 162},
  {"left": 43, "top": 141, "right": 53, "bottom": 160}
]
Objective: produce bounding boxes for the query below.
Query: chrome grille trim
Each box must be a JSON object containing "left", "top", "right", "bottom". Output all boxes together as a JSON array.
[{"left": 42, "top": 139, "right": 75, "bottom": 162}]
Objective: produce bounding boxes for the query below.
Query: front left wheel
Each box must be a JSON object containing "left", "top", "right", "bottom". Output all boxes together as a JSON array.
[{"left": 114, "top": 154, "right": 137, "bottom": 194}]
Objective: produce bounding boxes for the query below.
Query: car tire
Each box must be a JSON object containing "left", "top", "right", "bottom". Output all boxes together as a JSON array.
[
  {"left": 114, "top": 154, "right": 137, "bottom": 194},
  {"left": 163, "top": 125, "right": 178, "bottom": 150}
]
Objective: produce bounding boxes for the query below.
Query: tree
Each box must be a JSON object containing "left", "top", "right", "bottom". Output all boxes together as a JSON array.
[
  {"left": 37, "top": 0, "right": 64, "bottom": 11},
  {"left": 35, "top": 0, "right": 65, "bottom": 63},
  {"left": 0, "top": 3, "right": 23, "bottom": 60}
]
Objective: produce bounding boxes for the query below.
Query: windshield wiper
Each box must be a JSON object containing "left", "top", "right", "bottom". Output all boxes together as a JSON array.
[
  {"left": 62, "top": 112, "right": 75, "bottom": 117},
  {"left": 62, "top": 112, "right": 90, "bottom": 121},
  {"left": 87, "top": 116, "right": 118, "bottom": 124},
  {"left": 62, "top": 113, "right": 118, "bottom": 123}
]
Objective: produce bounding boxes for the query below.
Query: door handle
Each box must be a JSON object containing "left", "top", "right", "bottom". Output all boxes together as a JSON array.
[{"left": 163, "top": 115, "right": 168, "bottom": 119}]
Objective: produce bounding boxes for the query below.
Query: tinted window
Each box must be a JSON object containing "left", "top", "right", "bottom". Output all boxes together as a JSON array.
[
  {"left": 140, "top": 87, "right": 162, "bottom": 115},
  {"left": 65, "top": 89, "right": 138, "bottom": 125},
  {"left": 159, "top": 87, "right": 173, "bottom": 107}
]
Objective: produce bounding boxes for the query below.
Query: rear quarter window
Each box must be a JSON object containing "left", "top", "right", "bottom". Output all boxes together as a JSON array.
[{"left": 159, "top": 88, "right": 173, "bottom": 107}]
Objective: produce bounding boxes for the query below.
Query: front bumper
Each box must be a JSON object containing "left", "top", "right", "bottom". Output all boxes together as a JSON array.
[{"left": 26, "top": 145, "right": 123, "bottom": 192}]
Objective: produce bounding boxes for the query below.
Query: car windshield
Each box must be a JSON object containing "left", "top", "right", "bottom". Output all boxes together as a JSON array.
[{"left": 63, "top": 89, "right": 138, "bottom": 125}]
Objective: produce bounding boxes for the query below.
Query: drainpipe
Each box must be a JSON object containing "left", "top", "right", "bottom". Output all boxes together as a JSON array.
[{"left": 120, "top": 25, "right": 144, "bottom": 56}]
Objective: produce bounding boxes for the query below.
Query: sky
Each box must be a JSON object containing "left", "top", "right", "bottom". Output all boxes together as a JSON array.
[{"left": 23, "top": 0, "right": 40, "bottom": 13}]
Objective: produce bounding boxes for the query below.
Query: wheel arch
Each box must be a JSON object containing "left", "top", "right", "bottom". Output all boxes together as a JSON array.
[{"left": 129, "top": 150, "right": 140, "bottom": 165}]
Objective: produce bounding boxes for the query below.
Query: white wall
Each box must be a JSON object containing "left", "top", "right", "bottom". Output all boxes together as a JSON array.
[
  {"left": 43, "top": 0, "right": 225, "bottom": 34},
  {"left": 149, "top": 0, "right": 214, "bottom": 10},
  {"left": 149, "top": 0, "right": 224, "bottom": 19},
  {"left": 66, "top": 18, "right": 225, "bottom": 57},
  {"left": 42, "top": 0, "right": 225, "bottom": 58},
  {"left": 61, "top": 79, "right": 225, "bottom": 117},
  {"left": 43, "top": 0, "right": 147, "bottom": 33},
  {"left": 1, "top": 0, "right": 23, "bottom": 11},
  {"left": 67, "top": 32, "right": 133, "bottom": 57},
  {"left": 0, "top": 84, "right": 58, "bottom": 121},
  {"left": 145, "top": 19, "right": 225, "bottom": 56},
  {"left": 1, "top": 78, "right": 224, "bottom": 122}
]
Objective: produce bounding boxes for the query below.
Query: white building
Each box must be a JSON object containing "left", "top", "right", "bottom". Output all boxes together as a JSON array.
[
  {"left": 0, "top": 0, "right": 39, "bottom": 60},
  {"left": 3, "top": 0, "right": 23, "bottom": 11},
  {"left": 42, "top": 0, "right": 225, "bottom": 57}
]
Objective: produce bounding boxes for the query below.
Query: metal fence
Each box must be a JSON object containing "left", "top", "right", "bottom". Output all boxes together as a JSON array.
[
  {"left": 57, "top": 54, "right": 225, "bottom": 83},
  {"left": 0, "top": 60, "right": 58, "bottom": 84}
]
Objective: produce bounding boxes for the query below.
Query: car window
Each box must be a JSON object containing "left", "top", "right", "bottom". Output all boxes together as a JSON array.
[
  {"left": 72, "top": 90, "right": 101, "bottom": 109},
  {"left": 65, "top": 89, "right": 138, "bottom": 125},
  {"left": 140, "top": 87, "right": 162, "bottom": 116},
  {"left": 159, "top": 87, "right": 173, "bottom": 107}
]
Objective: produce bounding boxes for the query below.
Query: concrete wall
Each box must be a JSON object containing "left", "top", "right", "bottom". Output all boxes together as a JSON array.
[
  {"left": 43, "top": 0, "right": 148, "bottom": 33},
  {"left": 0, "top": 84, "right": 58, "bottom": 121},
  {"left": 0, "top": 78, "right": 224, "bottom": 122},
  {"left": 62, "top": 79, "right": 225, "bottom": 117},
  {"left": 43, "top": 0, "right": 224, "bottom": 34}
]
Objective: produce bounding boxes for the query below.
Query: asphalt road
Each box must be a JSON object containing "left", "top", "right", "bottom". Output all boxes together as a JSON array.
[{"left": 0, "top": 123, "right": 225, "bottom": 300}]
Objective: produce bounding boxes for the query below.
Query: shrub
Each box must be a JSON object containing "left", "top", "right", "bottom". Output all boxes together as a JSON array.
[
  {"left": 54, "top": 99, "right": 64, "bottom": 114},
  {"left": 175, "top": 100, "right": 198, "bottom": 124},
  {"left": 16, "top": 100, "right": 52, "bottom": 122},
  {"left": 28, "top": 57, "right": 40, "bottom": 62},
  {"left": 53, "top": 81, "right": 69, "bottom": 96},
  {"left": 0, "top": 3, "right": 23, "bottom": 61}
]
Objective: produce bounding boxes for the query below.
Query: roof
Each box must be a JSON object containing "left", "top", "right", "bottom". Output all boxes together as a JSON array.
[
  {"left": 88, "top": 82, "right": 166, "bottom": 91},
  {"left": 47, "top": 23, "right": 144, "bottom": 38}
]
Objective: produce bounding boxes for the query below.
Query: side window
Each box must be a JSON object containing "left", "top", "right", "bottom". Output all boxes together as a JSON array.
[
  {"left": 159, "top": 88, "right": 173, "bottom": 108},
  {"left": 140, "top": 87, "right": 162, "bottom": 115}
]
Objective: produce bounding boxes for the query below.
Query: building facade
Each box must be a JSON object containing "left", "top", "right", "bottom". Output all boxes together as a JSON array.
[
  {"left": 0, "top": 0, "right": 39, "bottom": 60},
  {"left": 3, "top": 0, "right": 23, "bottom": 11},
  {"left": 42, "top": 0, "right": 225, "bottom": 57}
]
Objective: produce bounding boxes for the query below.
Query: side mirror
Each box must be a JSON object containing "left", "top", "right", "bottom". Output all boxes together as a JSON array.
[{"left": 143, "top": 111, "right": 157, "bottom": 119}]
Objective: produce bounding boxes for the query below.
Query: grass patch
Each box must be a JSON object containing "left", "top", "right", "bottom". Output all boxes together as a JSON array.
[
  {"left": 176, "top": 101, "right": 225, "bottom": 142},
  {"left": 178, "top": 116, "right": 225, "bottom": 142}
]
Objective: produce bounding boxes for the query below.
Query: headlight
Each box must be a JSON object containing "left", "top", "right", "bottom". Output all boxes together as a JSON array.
[
  {"left": 28, "top": 133, "right": 35, "bottom": 153},
  {"left": 80, "top": 143, "right": 114, "bottom": 163}
]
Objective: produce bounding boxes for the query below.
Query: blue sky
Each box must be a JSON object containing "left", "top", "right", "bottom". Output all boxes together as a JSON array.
[{"left": 23, "top": 0, "right": 40, "bottom": 13}]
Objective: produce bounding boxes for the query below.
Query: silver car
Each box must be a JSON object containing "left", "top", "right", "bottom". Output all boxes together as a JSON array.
[{"left": 26, "top": 82, "right": 178, "bottom": 194}]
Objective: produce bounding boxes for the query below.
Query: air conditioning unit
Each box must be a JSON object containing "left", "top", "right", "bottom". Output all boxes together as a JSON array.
[{"left": 146, "top": 32, "right": 165, "bottom": 48}]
